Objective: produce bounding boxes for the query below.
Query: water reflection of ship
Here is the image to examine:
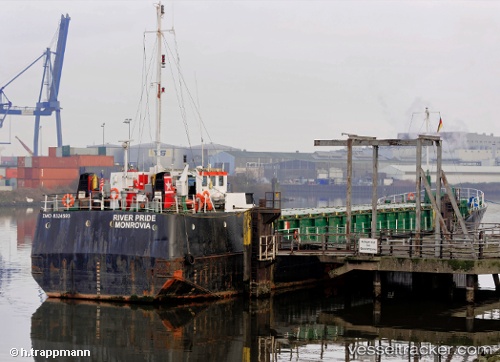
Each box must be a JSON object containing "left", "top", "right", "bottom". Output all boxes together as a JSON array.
[
  {"left": 31, "top": 298, "right": 245, "bottom": 362},
  {"left": 31, "top": 289, "right": 500, "bottom": 361}
]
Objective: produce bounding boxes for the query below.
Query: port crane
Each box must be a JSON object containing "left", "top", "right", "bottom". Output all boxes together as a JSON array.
[{"left": 0, "top": 14, "right": 70, "bottom": 156}]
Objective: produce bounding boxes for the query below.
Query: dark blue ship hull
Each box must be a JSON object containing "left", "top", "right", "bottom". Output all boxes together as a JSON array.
[{"left": 31, "top": 210, "right": 247, "bottom": 301}]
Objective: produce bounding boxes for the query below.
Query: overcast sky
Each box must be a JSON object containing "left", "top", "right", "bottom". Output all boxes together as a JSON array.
[{"left": 1, "top": 0, "right": 500, "bottom": 157}]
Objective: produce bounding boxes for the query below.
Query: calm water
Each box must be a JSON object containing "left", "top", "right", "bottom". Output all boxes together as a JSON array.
[{"left": 1, "top": 201, "right": 500, "bottom": 361}]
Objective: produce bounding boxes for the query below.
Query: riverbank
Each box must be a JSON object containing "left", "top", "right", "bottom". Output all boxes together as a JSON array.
[{"left": 0, "top": 187, "right": 72, "bottom": 207}]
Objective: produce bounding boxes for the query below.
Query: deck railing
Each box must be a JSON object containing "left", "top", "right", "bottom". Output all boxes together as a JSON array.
[
  {"left": 275, "top": 223, "right": 500, "bottom": 260},
  {"left": 378, "top": 187, "right": 486, "bottom": 209},
  {"left": 40, "top": 192, "right": 205, "bottom": 214}
]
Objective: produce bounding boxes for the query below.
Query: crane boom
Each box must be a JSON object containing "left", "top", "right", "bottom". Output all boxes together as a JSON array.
[
  {"left": 15, "top": 136, "right": 34, "bottom": 156},
  {"left": 0, "top": 14, "right": 70, "bottom": 156}
]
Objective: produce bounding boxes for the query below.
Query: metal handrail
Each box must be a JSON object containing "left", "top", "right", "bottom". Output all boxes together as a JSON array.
[{"left": 275, "top": 227, "right": 500, "bottom": 260}]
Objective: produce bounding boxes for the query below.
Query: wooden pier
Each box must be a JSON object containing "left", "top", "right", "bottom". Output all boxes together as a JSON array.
[
  {"left": 271, "top": 224, "right": 500, "bottom": 303},
  {"left": 246, "top": 135, "right": 497, "bottom": 302}
]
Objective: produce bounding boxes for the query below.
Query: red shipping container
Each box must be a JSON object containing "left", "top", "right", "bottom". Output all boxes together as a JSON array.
[
  {"left": 76, "top": 155, "right": 114, "bottom": 167},
  {"left": 6, "top": 168, "right": 17, "bottom": 179},
  {"left": 17, "top": 168, "right": 25, "bottom": 179},
  {"left": 24, "top": 168, "right": 33, "bottom": 179},
  {"left": 48, "top": 147, "right": 57, "bottom": 157},
  {"left": 39, "top": 178, "right": 74, "bottom": 189},
  {"left": 32, "top": 156, "right": 80, "bottom": 169},
  {"left": 39, "top": 168, "right": 79, "bottom": 180},
  {"left": 18, "top": 157, "right": 25, "bottom": 167}
]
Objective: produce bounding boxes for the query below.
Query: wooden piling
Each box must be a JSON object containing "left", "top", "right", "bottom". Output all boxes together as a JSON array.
[
  {"left": 466, "top": 274, "right": 475, "bottom": 304},
  {"left": 373, "top": 271, "right": 382, "bottom": 300}
]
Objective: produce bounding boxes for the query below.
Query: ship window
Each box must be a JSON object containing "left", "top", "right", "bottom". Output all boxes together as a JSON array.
[
  {"left": 210, "top": 176, "right": 216, "bottom": 188},
  {"left": 219, "top": 176, "right": 224, "bottom": 186},
  {"left": 202, "top": 176, "right": 208, "bottom": 186}
]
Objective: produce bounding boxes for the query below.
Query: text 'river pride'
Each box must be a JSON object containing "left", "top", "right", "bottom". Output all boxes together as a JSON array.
[{"left": 112, "top": 214, "right": 157, "bottom": 229}]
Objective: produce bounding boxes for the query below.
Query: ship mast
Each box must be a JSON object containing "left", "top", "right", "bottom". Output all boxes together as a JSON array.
[{"left": 155, "top": 2, "right": 164, "bottom": 171}]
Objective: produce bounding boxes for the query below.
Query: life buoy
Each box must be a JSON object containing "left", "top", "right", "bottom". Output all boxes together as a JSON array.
[
  {"left": 194, "top": 193, "right": 205, "bottom": 212},
  {"left": 110, "top": 188, "right": 120, "bottom": 200},
  {"left": 203, "top": 190, "right": 213, "bottom": 211},
  {"left": 185, "top": 199, "right": 194, "bottom": 209},
  {"left": 62, "top": 193, "right": 75, "bottom": 207},
  {"left": 407, "top": 192, "right": 415, "bottom": 201}
]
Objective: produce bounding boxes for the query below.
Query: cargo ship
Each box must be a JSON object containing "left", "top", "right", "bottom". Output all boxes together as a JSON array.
[
  {"left": 31, "top": 4, "right": 488, "bottom": 303},
  {"left": 31, "top": 2, "right": 271, "bottom": 302}
]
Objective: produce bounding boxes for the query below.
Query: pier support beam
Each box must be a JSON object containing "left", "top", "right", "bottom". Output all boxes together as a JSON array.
[
  {"left": 373, "top": 271, "right": 382, "bottom": 300},
  {"left": 493, "top": 274, "right": 500, "bottom": 292},
  {"left": 465, "top": 274, "right": 475, "bottom": 304},
  {"left": 244, "top": 207, "right": 280, "bottom": 299}
]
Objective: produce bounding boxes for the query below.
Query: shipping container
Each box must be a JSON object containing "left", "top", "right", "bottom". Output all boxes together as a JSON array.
[
  {"left": 25, "top": 157, "right": 32, "bottom": 168},
  {"left": 48, "top": 147, "right": 57, "bottom": 157},
  {"left": 32, "top": 156, "right": 79, "bottom": 168},
  {"left": 24, "top": 168, "right": 33, "bottom": 179},
  {"left": 39, "top": 168, "right": 80, "bottom": 180},
  {"left": 8, "top": 178, "right": 17, "bottom": 189},
  {"left": 24, "top": 168, "right": 79, "bottom": 180},
  {"left": 1, "top": 156, "right": 18, "bottom": 166},
  {"left": 0, "top": 168, "right": 6, "bottom": 177},
  {"left": 39, "top": 178, "right": 75, "bottom": 189},
  {"left": 18, "top": 157, "right": 25, "bottom": 167},
  {"left": 17, "top": 168, "right": 25, "bottom": 179},
  {"left": 70, "top": 147, "right": 98, "bottom": 156},
  {"left": 6, "top": 168, "right": 17, "bottom": 179},
  {"left": 62, "top": 145, "right": 70, "bottom": 157},
  {"left": 76, "top": 155, "right": 114, "bottom": 167}
]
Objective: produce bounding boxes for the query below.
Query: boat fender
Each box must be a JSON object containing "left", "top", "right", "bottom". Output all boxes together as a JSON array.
[
  {"left": 185, "top": 253, "right": 195, "bottom": 265},
  {"left": 62, "top": 193, "right": 75, "bottom": 208},
  {"left": 293, "top": 229, "right": 299, "bottom": 240}
]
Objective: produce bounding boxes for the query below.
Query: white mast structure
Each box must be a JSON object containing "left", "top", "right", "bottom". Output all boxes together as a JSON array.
[
  {"left": 145, "top": 2, "right": 172, "bottom": 172},
  {"left": 155, "top": 3, "right": 164, "bottom": 171}
]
